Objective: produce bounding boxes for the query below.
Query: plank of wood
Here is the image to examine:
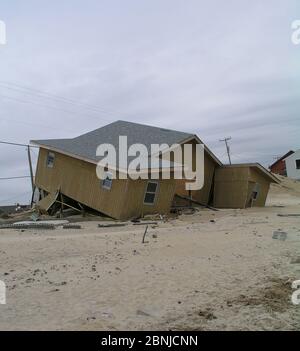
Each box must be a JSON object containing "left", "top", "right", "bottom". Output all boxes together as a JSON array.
[
  {"left": 98, "top": 223, "right": 127, "bottom": 228},
  {"left": 277, "top": 214, "right": 300, "bottom": 217},
  {"left": 133, "top": 221, "right": 158, "bottom": 226}
]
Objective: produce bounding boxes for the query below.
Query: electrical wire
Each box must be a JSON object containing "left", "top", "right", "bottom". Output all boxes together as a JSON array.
[
  {"left": 0, "top": 80, "right": 134, "bottom": 121},
  {"left": 0, "top": 176, "right": 31, "bottom": 180}
]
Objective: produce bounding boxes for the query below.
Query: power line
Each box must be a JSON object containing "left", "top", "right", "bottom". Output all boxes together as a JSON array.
[
  {"left": 0, "top": 93, "right": 111, "bottom": 123},
  {"left": 0, "top": 141, "right": 36, "bottom": 192},
  {"left": 0, "top": 80, "right": 134, "bottom": 121},
  {"left": 0, "top": 82, "right": 104, "bottom": 113},
  {"left": 0, "top": 176, "right": 31, "bottom": 180},
  {"left": 0, "top": 140, "right": 39, "bottom": 148}
]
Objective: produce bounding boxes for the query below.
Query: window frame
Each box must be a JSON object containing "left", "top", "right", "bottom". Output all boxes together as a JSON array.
[
  {"left": 102, "top": 171, "right": 113, "bottom": 190},
  {"left": 295, "top": 159, "right": 300, "bottom": 170},
  {"left": 143, "top": 181, "right": 159, "bottom": 205},
  {"left": 46, "top": 151, "right": 55, "bottom": 168},
  {"left": 252, "top": 183, "right": 260, "bottom": 201}
]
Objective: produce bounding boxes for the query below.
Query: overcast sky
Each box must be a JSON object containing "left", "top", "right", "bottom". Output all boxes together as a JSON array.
[{"left": 0, "top": 0, "right": 299, "bottom": 205}]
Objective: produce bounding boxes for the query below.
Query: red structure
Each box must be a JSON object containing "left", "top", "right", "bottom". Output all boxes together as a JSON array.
[{"left": 269, "top": 150, "right": 294, "bottom": 176}]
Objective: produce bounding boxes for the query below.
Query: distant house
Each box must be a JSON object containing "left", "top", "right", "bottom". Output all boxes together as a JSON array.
[
  {"left": 213, "top": 164, "right": 280, "bottom": 208},
  {"left": 269, "top": 151, "right": 294, "bottom": 176},
  {"left": 31, "top": 120, "right": 279, "bottom": 219},
  {"left": 284, "top": 149, "right": 300, "bottom": 180}
]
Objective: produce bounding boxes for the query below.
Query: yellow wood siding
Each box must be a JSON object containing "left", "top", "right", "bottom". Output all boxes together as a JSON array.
[
  {"left": 213, "top": 167, "right": 249, "bottom": 208},
  {"left": 248, "top": 168, "right": 271, "bottom": 207},
  {"left": 175, "top": 150, "right": 217, "bottom": 205},
  {"left": 120, "top": 178, "right": 177, "bottom": 219},
  {"left": 35, "top": 148, "right": 176, "bottom": 220},
  {"left": 213, "top": 166, "right": 271, "bottom": 208}
]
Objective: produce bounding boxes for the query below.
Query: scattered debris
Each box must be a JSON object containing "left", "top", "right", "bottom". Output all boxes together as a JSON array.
[
  {"left": 14, "top": 220, "right": 69, "bottom": 226},
  {"left": 0, "top": 213, "right": 10, "bottom": 219},
  {"left": 142, "top": 225, "right": 149, "bottom": 244},
  {"left": 272, "top": 231, "right": 287, "bottom": 241},
  {"left": 198, "top": 308, "right": 217, "bottom": 320},
  {"left": 63, "top": 224, "right": 82, "bottom": 229},
  {"left": 98, "top": 223, "right": 127, "bottom": 228},
  {"left": 133, "top": 221, "right": 158, "bottom": 226},
  {"left": 0, "top": 223, "right": 55, "bottom": 230},
  {"left": 226, "top": 278, "right": 292, "bottom": 313},
  {"left": 290, "top": 257, "right": 300, "bottom": 264},
  {"left": 136, "top": 309, "right": 152, "bottom": 317},
  {"left": 30, "top": 213, "right": 40, "bottom": 222},
  {"left": 277, "top": 214, "right": 300, "bottom": 217},
  {"left": 245, "top": 221, "right": 269, "bottom": 224}
]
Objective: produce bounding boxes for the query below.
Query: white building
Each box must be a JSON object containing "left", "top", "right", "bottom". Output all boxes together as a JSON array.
[{"left": 284, "top": 149, "right": 300, "bottom": 180}]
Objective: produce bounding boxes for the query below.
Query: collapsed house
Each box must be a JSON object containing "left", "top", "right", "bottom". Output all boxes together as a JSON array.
[
  {"left": 213, "top": 164, "right": 279, "bottom": 208},
  {"left": 31, "top": 120, "right": 279, "bottom": 219}
]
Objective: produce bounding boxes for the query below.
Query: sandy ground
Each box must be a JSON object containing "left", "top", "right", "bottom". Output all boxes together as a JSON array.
[{"left": 0, "top": 176, "right": 299, "bottom": 330}]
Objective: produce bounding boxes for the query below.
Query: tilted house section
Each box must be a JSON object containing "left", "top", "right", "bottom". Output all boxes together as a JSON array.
[
  {"left": 173, "top": 137, "right": 221, "bottom": 205},
  {"left": 31, "top": 120, "right": 218, "bottom": 220},
  {"left": 213, "top": 164, "right": 280, "bottom": 208},
  {"left": 31, "top": 120, "right": 278, "bottom": 218}
]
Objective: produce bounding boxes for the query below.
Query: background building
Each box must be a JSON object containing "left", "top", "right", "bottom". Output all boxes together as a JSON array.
[{"left": 284, "top": 150, "right": 300, "bottom": 180}]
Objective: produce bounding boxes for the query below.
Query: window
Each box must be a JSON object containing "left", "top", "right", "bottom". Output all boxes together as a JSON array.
[
  {"left": 46, "top": 152, "right": 55, "bottom": 168},
  {"left": 252, "top": 183, "right": 260, "bottom": 200},
  {"left": 296, "top": 159, "right": 300, "bottom": 170},
  {"left": 144, "top": 181, "right": 158, "bottom": 205},
  {"left": 102, "top": 172, "right": 113, "bottom": 190}
]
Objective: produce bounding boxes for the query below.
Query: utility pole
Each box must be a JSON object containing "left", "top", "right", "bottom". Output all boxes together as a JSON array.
[
  {"left": 219, "top": 137, "right": 232, "bottom": 164},
  {"left": 27, "top": 145, "right": 34, "bottom": 191}
]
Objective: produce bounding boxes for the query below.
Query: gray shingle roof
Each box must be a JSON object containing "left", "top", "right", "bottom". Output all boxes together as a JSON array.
[{"left": 31, "top": 120, "right": 194, "bottom": 163}]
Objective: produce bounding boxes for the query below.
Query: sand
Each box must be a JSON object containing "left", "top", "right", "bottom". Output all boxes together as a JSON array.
[{"left": 0, "top": 176, "right": 299, "bottom": 330}]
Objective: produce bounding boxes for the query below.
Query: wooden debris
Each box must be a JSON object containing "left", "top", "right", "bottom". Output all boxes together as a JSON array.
[
  {"left": 0, "top": 223, "right": 55, "bottom": 230},
  {"left": 133, "top": 221, "right": 158, "bottom": 226},
  {"left": 142, "top": 225, "right": 149, "bottom": 243},
  {"left": 98, "top": 223, "right": 127, "bottom": 228},
  {"left": 277, "top": 214, "right": 300, "bottom": 217},
  {"left": 63, "top": 224, "right": 82, "bottom": 229}
]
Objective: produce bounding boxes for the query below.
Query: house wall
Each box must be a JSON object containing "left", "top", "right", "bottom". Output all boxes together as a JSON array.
[
  {"left": 269, "top": 159, "right": 287, "bottom": 176},
  {"left": 173, "top": 139, "right": 218, "bottom": 205},
  {"left": 285, "top": 150, "right": 300, "bottom": 180},
  {"left": 213, "top": 166, "right": 272, "bottom": 208},
  {"left": 247, "top": 168, "right": 271, "bottom": 207},
  {"left": 35, "top": 148, "right": 176, "bottom": 220},
  {"left": 119, "top": 177, "right": 177, "bottom": 219},
  {"left": 213, "top": 167, "right": 249, "bottom": 208}
]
